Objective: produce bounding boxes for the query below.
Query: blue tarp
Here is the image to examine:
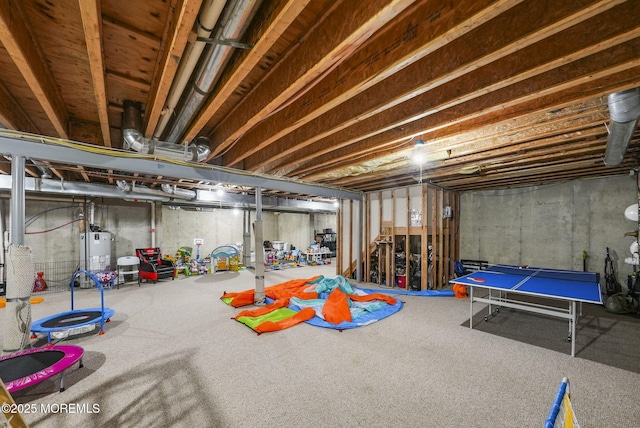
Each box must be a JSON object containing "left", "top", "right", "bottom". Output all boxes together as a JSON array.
[{"left": 355, "top": 287, "right": 455, "bottom": 297}]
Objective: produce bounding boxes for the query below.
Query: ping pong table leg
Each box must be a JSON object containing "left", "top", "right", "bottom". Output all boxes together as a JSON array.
[
  {"left": 469, "top": 286, "right": 474, "bottom": 329},
  {"left": 570, "top": 301, "right": 576, "bottom": 357}
]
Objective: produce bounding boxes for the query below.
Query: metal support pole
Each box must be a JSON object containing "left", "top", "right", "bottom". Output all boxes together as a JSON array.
[
  {"left": 243, "top": 209, "right": 252, "bottom": 268},
  {"left": 254, "top": 187, "right": 265, "bottom": 305},
  {"left": 10, "top": 156, "right": 26, "bottom": 245}
]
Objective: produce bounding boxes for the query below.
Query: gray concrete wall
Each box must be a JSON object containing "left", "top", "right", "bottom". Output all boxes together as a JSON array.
[
  {"left": 5, "top": 198, "right": 335, "bottom": 269},
  {"left": 460, "top": 174, "right": 637, "bottom": 288},
  {"left": 16, "top": 199, "right": 152, "bottom": 264}
]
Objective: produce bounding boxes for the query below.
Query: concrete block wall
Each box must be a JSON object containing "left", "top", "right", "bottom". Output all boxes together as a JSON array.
[
  {"left": 4, "top": 198, "right": 336, "bottom": 269},
  {"left": 460, "top": 174, "right": 638, "bottom": 288}
]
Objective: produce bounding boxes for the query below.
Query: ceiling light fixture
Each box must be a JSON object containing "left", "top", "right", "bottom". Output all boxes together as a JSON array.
[
  {"left": 411, "top": 138, "right": 427, "bottom": 183},
  {"left": 412, "top": 138, "right": 426, "bottom": 164}
]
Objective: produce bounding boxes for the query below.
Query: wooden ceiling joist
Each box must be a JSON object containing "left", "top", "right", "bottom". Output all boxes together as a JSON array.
[
  {"left": 202, "top": 0, "right": 417, "bottom": 160},
  {"left": 0, "top": 0, "right": 68, "bottom": 138},
  {"left": 79, "top": 0, "right": 112, "bottom": 148},
  {"left": 252, "top": 0, "right": 639, "bottom": 176}
]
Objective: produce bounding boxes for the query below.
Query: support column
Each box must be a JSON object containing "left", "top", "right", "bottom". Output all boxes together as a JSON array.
[
  {"left": 10, "top": 156, "right": 25, "bottom": 245},
  {"left": 254, "top": 187, "right": 265, "bottom": 306},
  {"left": 243, "top": 209, "right": 252, "bottom": 268}
]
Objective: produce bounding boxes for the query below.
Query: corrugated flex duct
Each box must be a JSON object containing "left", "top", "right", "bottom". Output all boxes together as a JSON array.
[{"left": 604, "top": 88, "right": 640, "bottom": 167}]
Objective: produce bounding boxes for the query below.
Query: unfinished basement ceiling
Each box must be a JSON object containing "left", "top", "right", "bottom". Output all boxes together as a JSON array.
[{"left": 0, "top": 0, "right": 639, "bottom": 198}]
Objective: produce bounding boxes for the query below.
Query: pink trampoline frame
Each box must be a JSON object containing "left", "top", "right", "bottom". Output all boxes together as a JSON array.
[{"left": 0, "top": 345, "right": 84, "bottom": 393}]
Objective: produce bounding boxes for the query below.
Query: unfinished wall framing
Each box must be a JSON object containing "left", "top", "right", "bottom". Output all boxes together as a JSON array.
[{"left": 340, "top": 184, "right": 459, "bottom": 290}]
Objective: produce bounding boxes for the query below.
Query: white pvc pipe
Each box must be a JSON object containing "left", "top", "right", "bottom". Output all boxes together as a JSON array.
[
  {"left": 153, "top": 0, "right": 227, "bottom": 139},
  {"left": 149, "top": 201, "right": 156, "bottom": 248}
]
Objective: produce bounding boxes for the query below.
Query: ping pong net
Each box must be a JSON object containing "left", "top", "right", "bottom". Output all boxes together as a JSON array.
[
  {"left": 488, "top": 264, "right": 599, "bottom": 284},
  {"left": 544, "top": 377, "right": 580, "bottom": 428}
]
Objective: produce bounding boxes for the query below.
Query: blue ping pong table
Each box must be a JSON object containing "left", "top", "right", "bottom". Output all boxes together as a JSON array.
[{"left": 449, "top": 264, "right": 603, "bottom": 357}]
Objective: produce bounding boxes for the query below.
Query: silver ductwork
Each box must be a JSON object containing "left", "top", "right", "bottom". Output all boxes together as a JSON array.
[
  {"left": 153, "top": 0, "right": 228, "bottom": 140},
  {"left": 122, "top": 100, "right": 211, "bottom": 162},
  {"left": 31, "top": 160, "right": 53, "bottom": 179},
  {"left": 31, "top": 178, "right": 169, "bottom": 201},
  {"left": 161, "top": 183, "right": 197, "bottom": 199},
  {"left": 0, "top": 175, "right": 338, "bottom": 212},
  {"left": 604, "top": 88, "right": 640, "bottom": 167},
  {"left": 163, "top": 0, "right": 261, "bottom": 143},
  {"left": 115, "top": 179, "right": 195, "bottom": 201}
]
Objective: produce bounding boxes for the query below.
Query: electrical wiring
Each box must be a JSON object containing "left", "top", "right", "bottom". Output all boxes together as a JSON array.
[{"left": 25, "top": 218, "right": 82, "bottom": 235}]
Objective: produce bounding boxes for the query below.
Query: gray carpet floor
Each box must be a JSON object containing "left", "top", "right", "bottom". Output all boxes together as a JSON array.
[{"left": 2, "top": 264, "right": 639, "bottom": 427}]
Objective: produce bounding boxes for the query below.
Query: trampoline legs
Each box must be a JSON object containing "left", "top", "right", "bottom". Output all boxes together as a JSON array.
[{"left": 60, "top": 357, "right": 84, "bottom": 392}]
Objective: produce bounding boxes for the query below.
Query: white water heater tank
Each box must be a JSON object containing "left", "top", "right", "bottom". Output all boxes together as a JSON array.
[{"left": 80, "top": 232, "right": 112, "bottom": 272}]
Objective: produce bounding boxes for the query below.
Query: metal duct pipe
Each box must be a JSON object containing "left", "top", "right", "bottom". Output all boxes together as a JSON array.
[
  {"left": 163, "top": 0, "right": 261, "bottom": 143},
  {"left": 161, "top": 183, "right": 197, "bottom": 199},
  {"left": 153, "top": 0, "right": 227, "bottom": 140},
  {"left": 122, "top": 100, "right": 211, "bottom": 162},
  {"left": 30, "top": 160, "right": 52, "bottom": 179},
  {"left": 604, "top": 88, "right": 640, "bottom": 167},
  {"left": 115, "top": 179, "right": 194, "bottom": 200}
]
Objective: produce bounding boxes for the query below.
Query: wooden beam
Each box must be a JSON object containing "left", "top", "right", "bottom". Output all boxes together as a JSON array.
[
  {"left": 294, "top": 101, "right": 607, "bottom": 179},
  {"left": 256, "top": 0, "right": 632, "bottom": 175},
  {"left": 421, "top": 184, "right": 427, "bottom": 290},
  {"left": 231, "top": 0, "right": 519, "bottom": 168},
  {"left": 79, "top": 0, "right": 112, "bottom": 147},
  {"left": 294, "top": 42, "right": 640, "bottom": 186},
  {"left": 365, "top": 193, "right": 371, "bottom": 282},
  {"left": 182, "top": 0, "right": 312, "bottom": 149},
  {"left": 200, "top": 0, "right": 417, "bottom": 160},
  {"left": 337, "top": 199, "right": 343, "bottom": 274},
  {"left": 144, "top": 0, "right": 202, "bottom": 137},
  {"left": 0, "top": 0, "right": 68, "bottom": 137}
]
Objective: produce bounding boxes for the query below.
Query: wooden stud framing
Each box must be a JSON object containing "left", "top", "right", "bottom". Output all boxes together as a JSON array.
[
  {"left": 365, "top": 193, "right": 370, "bottom": 282},
  {"left": 421, "top": 184, "right": 428, "bottom": 291},
  {"left": 349, "top": 199, "right": 353, "bottom": 279},
  {"left": 343, "top": 184, "right": 459, "bottom": 290},
  {"left": 337, "top": 199, "right": 343, "bottom": 274},
  {"left": 405, "top": 187, "right": 410, "bottom": 290}
]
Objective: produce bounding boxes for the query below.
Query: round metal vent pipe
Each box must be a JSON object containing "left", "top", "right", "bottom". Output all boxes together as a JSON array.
[
  {"left": 122, "top": 100, "right": 211, "bottom": 162},
  {"left": 604, "top": 88, "right": 640, "bottom": 167}
]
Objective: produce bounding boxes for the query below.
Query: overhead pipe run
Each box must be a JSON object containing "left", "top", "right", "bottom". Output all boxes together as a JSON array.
[
  {"left": 30, "top": 160, "right": 53, "bottom": 179},
  {"left": 161, "top": 183, "right": 197, "bottom": 200},
  {"left": 122, "top": 100, "right": 211, "bottom": 163},
  {"left": 163, "top": 0, "right": 262, "bottom": 143},
  {"left": 0, "top": 129, "right": 362, "bottom": 201},
  {"left": 604, "top": 87, "right": 640, "bottom": 167},
  {"left": 153, "top": 0, "right": 227, "bottom": 140},
  {"left": 115, "top": 179, "right": 194, "bottom": 201}
]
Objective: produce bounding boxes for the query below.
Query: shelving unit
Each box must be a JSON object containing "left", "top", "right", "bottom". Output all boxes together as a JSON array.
[{"left": 315, "top": 229, "right": 336, "bottom": 256}]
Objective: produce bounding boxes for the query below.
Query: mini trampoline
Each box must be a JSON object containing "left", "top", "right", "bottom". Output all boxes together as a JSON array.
[
  {"left": 0, "top": 345, "right": 84, "bottom": 393},
  {"left": 31, "top": 270, "right": 116, "bottom": 345}
]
